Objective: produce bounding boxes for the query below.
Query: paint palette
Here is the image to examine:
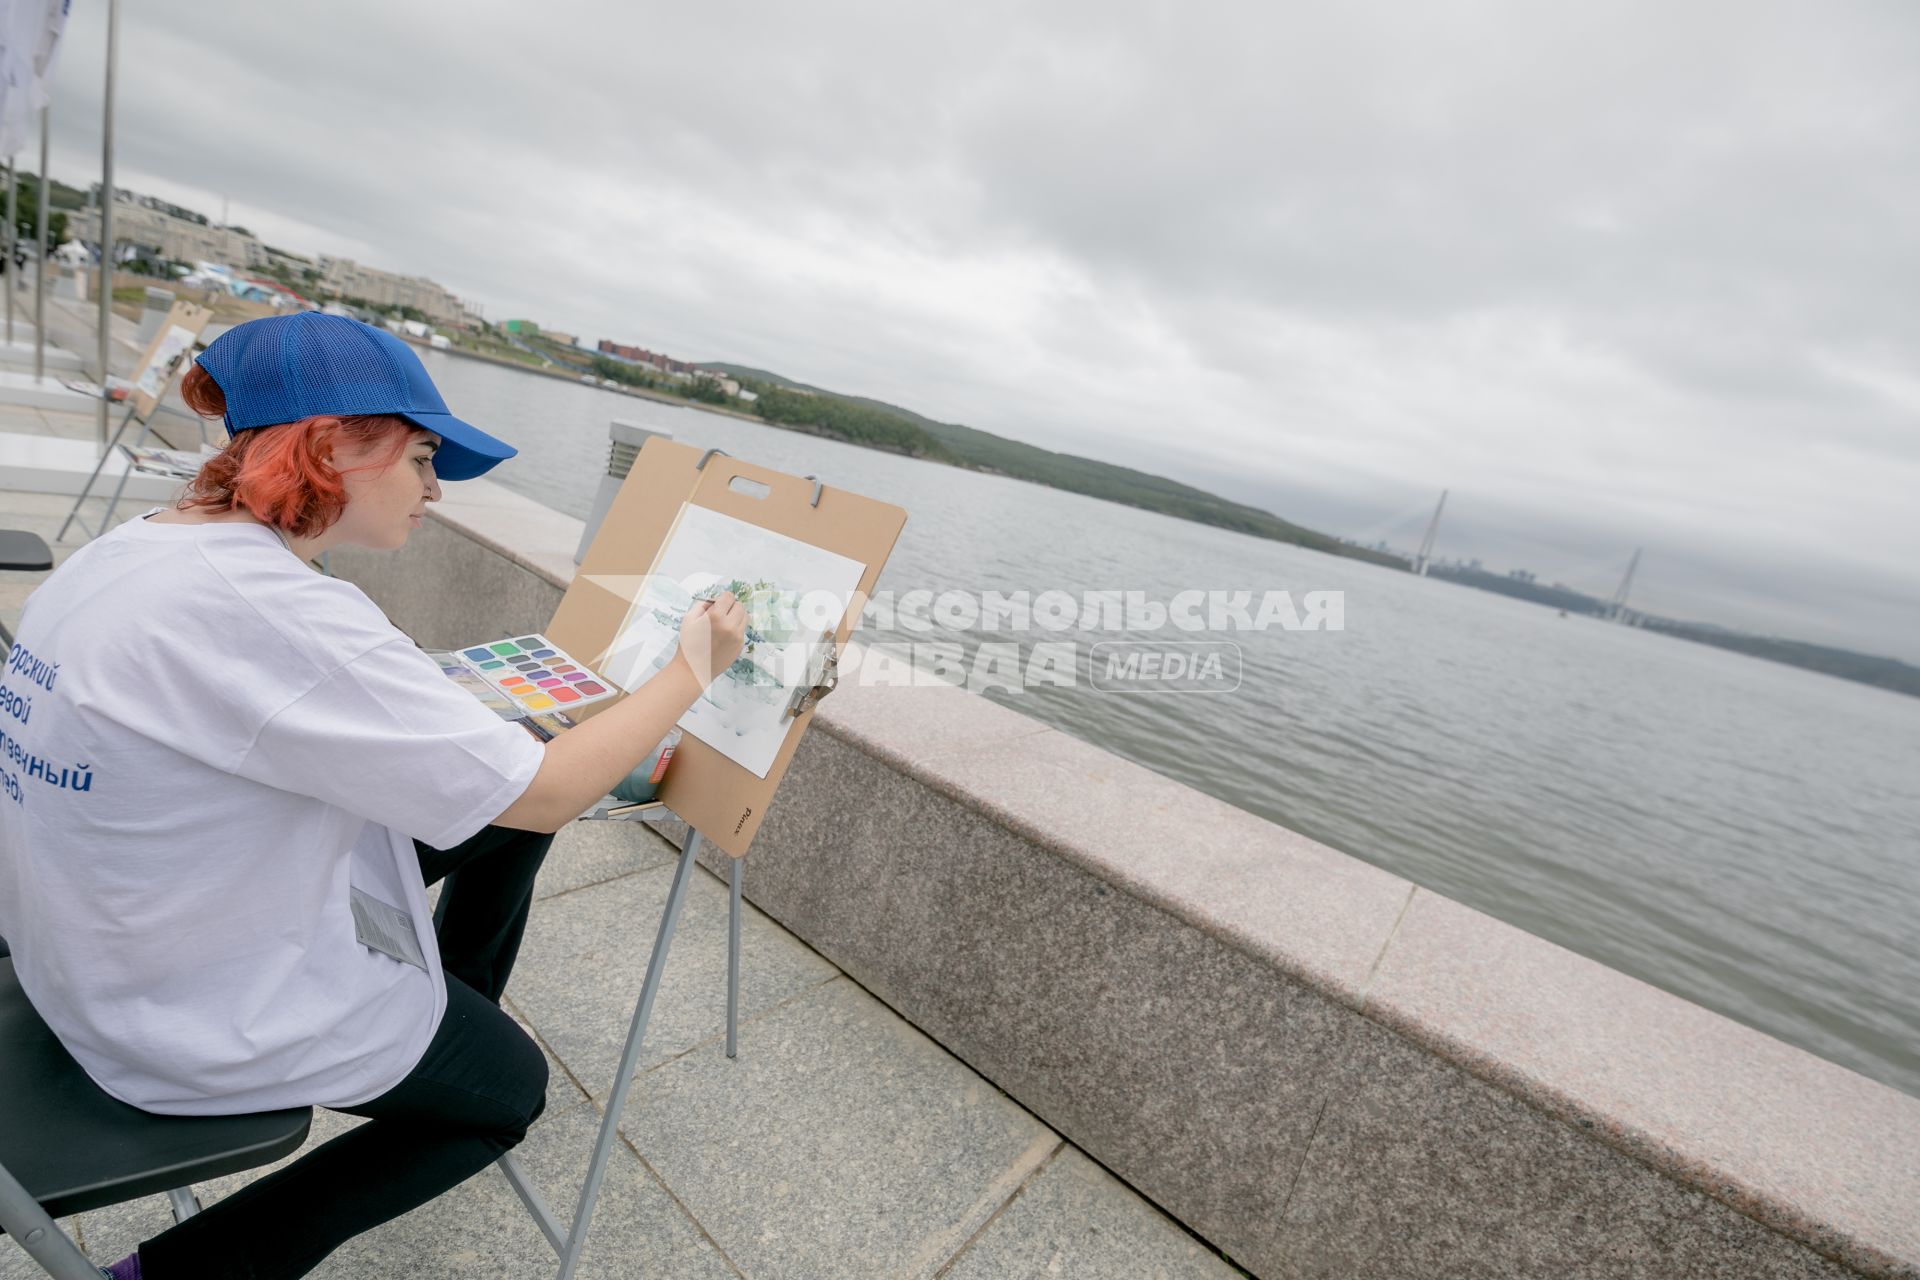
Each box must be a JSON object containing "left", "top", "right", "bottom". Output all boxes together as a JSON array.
[{"left": 451, "top": 633, "right": 619, "bottom": 716}]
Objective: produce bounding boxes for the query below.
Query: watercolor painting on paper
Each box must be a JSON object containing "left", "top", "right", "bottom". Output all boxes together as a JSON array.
[{"left": 598, "top": 504, "right": 866, "bottom": 778}]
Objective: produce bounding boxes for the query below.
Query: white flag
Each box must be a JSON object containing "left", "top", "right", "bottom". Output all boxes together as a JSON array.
[{"left": 0, "top": 0, "right": 70, "bottom": 156}]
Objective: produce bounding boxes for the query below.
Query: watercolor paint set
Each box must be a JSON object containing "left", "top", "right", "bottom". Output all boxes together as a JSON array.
[
  {"left": 427, "top": 633, "right": 619, "bottom": 740},
  {"left": 453, "top": 633, "right": 619, "bottom": 713}
]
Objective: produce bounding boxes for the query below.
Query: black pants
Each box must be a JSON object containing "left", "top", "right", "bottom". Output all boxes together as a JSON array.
[{"left": 138, "top": 824, "right": 555, "bottom": 1280}]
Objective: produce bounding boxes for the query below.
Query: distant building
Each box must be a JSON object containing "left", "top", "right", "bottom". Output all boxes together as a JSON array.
[
  {"left": 694, "top": 370, "right": 740, "bottom": 396},
  {"left": 318, "top": 256, "right": 464, "bottom": 324},
  {"left": 71, "top": 187, "right": 471, "bottom": 326},
  {"left": 69, "top": 192, "right": 265, "bottom": 269},
  {"left": 597, "top": 339, "right": 696, "bottom": 374},
  {"left": 502, "top": 320, "right": 576, "bottom": 345},
  {"left": 263, "top": 245, "right": 315, "bottom": 276}
]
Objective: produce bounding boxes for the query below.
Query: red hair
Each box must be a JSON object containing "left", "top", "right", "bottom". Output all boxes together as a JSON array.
[{"left": 177, "top": 363, "right": 416, "bottom": 539}]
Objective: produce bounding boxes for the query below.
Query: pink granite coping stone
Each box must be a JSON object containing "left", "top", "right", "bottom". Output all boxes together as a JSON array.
[
  {"left": 1365, "top": 889, "right": 1920, "bottom": 1280},
  {"left": 426, "top": 477, "right": 582, "bottom": 589},
  {"left": 813, "top": 668, "right": 1057, "bottom": 769},
  {"left": 813, "top": 675, "right": 1416, "bottom": 1009}
]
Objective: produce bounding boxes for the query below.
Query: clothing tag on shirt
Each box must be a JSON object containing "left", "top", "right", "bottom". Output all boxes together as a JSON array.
[{"left": 349, "top": 887, "right": 428, "bottom": 971}]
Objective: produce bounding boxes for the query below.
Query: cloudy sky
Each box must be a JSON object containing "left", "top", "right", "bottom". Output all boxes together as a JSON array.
[{"left": 40, "top": 0, "right": 1920, "bottom": 660}]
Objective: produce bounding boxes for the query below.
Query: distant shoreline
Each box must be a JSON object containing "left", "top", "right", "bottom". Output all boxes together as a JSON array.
[{"left": 397, "top": 334, "right": 765, "bottom": 425}]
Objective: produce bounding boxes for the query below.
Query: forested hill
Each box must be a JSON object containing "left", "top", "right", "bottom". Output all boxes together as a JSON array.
[{"left": 698, "top": 362, "right": 1405, "bottom": 568}]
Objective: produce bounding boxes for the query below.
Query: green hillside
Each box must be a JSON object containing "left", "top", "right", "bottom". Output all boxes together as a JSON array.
[{"left": 700, "top": 363, "right": 1405, "bottom": 568}]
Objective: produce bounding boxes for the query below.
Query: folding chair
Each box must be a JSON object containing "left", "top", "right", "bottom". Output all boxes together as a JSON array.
[
  {"left": 0, "top": 529, "right": 53, "bottom": 650},
  {"left": 0, "top": 957, "right": 312, "bottom": 1279}
]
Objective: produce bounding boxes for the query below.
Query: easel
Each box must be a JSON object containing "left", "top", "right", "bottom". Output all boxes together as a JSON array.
[
  {"left": 53, "top": 401, "right": 190, "bottom": 541},
  {"left": 54, "top": 300, "right": 212, "bottom": 542},
  {"left": 493, "top": 802, "right": 741, "bottom": 1276},
  {"left": 497, "top": 440, "right": 903, "bottom": 1278},
  {"left": 498, "top": 652, "right": 842, "bottom": 1274}
]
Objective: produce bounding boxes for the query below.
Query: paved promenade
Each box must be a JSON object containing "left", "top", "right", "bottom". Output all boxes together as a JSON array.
[{"left": 1, "top": 421, "right": 1246, "bottom": 1275}]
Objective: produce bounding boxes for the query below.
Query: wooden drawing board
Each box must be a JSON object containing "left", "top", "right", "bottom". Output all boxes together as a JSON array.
[
  {"left": 129, "top": 300, "right": 214, "bottom": 422},
  {"left": 545, "top": 436, "right": 907, "bottom": 858}
]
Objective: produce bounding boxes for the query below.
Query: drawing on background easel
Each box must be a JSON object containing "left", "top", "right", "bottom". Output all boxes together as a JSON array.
[
  {"left": 55, "top": 300, "right": 215, "bottom": 543},
  {"left": 131, "top": 324, "right": 199, "bottom": 404}
]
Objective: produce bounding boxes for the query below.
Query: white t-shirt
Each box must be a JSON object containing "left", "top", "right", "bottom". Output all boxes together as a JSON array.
[{"left": 0, "top": 515, "right": 544, "bottom": 1116}]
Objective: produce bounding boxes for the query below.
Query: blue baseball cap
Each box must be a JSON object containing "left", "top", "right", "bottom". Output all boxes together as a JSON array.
[{"left": 194, "top": 312, "right": 516, "bottom": 481}]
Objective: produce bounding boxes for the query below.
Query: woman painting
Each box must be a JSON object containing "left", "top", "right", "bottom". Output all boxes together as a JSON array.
[{"left": 0, "top": 312, "right": 744, "bottom": 1279}]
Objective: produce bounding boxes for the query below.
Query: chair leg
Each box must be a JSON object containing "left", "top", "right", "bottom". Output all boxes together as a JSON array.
[
  {"left": 495, "top": 1151, "right": 565, "bottom": 1255},
  {"left": 0, "top": 1160, "right": 103, "bottom": 1280},
  {"left": 165, "top": 1186, "right": 200, "bottom": 1223}
]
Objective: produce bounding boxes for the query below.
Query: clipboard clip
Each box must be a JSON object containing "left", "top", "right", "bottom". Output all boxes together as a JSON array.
[{"left": 783, "top": 641, "right": 840, "bottom": 721}]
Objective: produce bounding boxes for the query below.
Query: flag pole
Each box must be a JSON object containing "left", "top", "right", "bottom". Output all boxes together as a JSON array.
[
  {"left": 96, "top": 0, "right": 120, "bottom": 449},
  {"left": 6, "top": 160, "right": 16, "bottom": 345},
  {"left": 35, "top": 109, "right": 49, "bottom": 380}
]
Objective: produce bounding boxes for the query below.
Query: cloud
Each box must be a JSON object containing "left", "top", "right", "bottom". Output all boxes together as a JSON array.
[{"left": 39, "top": 0, "right": 1920, "bottom": 659}]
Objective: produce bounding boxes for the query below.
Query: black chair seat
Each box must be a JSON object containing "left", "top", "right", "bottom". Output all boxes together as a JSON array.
[
  {"left": 0, "top": 958, "right": 312, "bottom": 1220},
  {"left": 0, "top": 530, "right": 52, "bottom": 572}
]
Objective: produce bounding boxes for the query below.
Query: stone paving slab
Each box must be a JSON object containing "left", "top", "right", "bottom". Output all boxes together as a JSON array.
[
  {"left": 0, "top": 406, "right": 69, "bottom": 439},
  {"left": 533, "top": 815, "right": 680, "bottom": 902},
  {"left": 0, "top": 369, "right": 93, "bottom": 412},
  {"left": 940, "top": 1144, "right": 1246, "bottom": 1280},
  {"left": 620, "top": 974, "right": 1060, "bottom": 1280},
  {"left": 0, "top": 348, "right": 81, "bottom": 374},
  {"left": 509, "top": 852, "right": 841, "bottom": 1090},
  {"left": 0, "top": 430, "right": 185, "bottom": 503},
  {"left": 293, "top": 1099, "right": 742, "bottom": 1280}
]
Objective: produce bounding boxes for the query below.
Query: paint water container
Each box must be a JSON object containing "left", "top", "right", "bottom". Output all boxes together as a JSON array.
[{"left": 612, "top": 727, "right": 682, "bottom": 804}]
